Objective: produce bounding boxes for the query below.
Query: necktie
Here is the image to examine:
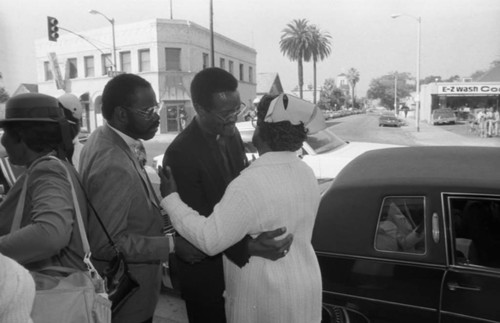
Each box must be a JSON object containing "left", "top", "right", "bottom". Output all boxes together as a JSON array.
[
  {"left": 133, "top": 141, "right": 147, "bottom": 167},
  {"left": 216, "top": 135, "right": 232, "bottom": 182}
]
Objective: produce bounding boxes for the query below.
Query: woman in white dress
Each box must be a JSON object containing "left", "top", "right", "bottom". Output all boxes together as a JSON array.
[{"left": 159, "top": 93, "right": 322, "bottom": 323}]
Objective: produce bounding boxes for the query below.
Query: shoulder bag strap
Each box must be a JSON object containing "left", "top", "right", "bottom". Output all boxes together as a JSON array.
[
  {"left": 10, "top": 173, "right": 29, "bottom": 232},
  {"left": 46, "top": 156, "right": 102, "bottom": 277}
]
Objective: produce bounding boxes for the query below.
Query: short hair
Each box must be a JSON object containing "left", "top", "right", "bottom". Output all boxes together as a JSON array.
[
  {"left": 101, "top": 73, "right": 152, "bottom": 120},
  {"left": 3, "top": 122, "right": 62, "bottom": 154},
  {"left": 190, "top": 67, "right": 238, "bottom": 111},
  {"left": 256, "top": 94, "right": 308, "bottom": 152}
]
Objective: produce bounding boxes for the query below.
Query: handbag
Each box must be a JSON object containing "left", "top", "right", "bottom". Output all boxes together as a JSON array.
[{"left": 11, "top": 156, "right": 111, "bottom": 323}]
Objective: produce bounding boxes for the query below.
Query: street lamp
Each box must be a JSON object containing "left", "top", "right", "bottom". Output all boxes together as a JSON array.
[
  {"left": 394, "top": 72, "right": 398, "bottom": 115},
  {"left": 89, "top": 9, "right": 117, "bottom": 72},
  {"left": 391, "top": 13, "right": 421, "bottom": 132}
]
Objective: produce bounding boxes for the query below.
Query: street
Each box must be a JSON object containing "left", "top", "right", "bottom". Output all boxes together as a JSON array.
[{"left": 150, "top": 112, "right": 500, "bottom": 322}]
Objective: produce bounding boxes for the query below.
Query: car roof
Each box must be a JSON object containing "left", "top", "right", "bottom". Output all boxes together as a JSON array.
[
  {"left": 333, "top": 146, "right": 500, "bottom": 190},
  {"left": 313, "top": 146, "right": 500, "bottom": 260}
]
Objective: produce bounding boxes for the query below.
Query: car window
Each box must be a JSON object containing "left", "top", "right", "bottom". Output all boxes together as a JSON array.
[
  {"left": 448, "top": 196, "right": 500, "bottom": 269},
  {"left": 306, "top": 128, "right": 346, "bottom": 154},
  {"left": 375, "top": 197, "right": 426, "bottom": 254}
]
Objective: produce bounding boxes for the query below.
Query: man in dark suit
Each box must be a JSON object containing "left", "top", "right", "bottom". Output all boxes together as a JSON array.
[{"left": 163, "top": 67, "right": 293, "bottom": 323}]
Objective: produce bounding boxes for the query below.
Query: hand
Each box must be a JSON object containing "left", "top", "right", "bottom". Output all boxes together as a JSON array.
[
  {"left": 174, "top": 236, "right": 207, "bottom": 264},
  {"left": 158, "top": 165, "right": 177, "bottom": 198},
  {"left": 248, "top": 227, "right": 293, "bottom": 261}
]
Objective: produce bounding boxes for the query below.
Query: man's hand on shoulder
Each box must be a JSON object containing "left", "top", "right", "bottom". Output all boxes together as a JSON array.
[
  {"left": 248, "top": 227, "right": 293, "bottom": 261},
  {"left": 175, "top": 236, "right": 207, "bottom": 264}
]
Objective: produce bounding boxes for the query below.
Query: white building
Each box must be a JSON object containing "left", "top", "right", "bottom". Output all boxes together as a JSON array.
[{"left": 35, "top": 19, "right": 257, "bottom": 133}]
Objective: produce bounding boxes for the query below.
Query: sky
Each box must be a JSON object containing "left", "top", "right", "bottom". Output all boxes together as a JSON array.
[{"left": 1, "top": 0, "right": 500, "bottom": 96}]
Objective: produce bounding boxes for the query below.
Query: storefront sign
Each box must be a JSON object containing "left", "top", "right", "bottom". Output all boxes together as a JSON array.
[
  {"left": 438, "top": 84, "right": 500, "bottom": 95},
  {"left": 48, "top": 52, "right": 65, "bottom": 90}
]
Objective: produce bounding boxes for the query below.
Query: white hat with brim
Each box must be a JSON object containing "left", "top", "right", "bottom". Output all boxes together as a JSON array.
[
  {"left": 264, "top": 93, "right": 326, "bottom": 133},
  {"left": 58, "top": 93, "right": 83, "bottom": 121}
]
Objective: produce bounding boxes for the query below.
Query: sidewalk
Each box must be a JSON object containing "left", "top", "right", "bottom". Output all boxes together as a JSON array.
[{"left": 402, "top": 117, "right": 500, "bottom": 147}]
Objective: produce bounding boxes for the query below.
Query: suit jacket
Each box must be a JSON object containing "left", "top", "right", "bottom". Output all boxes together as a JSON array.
[
  {"left": 0, "top": 156, "right": 88, "bottom": 272},
  {"left": 164, "top": 119, "right": 250, "bottom": 301},
  {"left": 79, "top": 125, "right": 169, "bottom": 323}
]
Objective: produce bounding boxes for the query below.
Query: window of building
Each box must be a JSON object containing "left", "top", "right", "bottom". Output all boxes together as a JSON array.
[
  {"left": 229, "top": 60, "right": 234, "bottom": 75},
  {"left": 44, "top": 61, "right": 53, "bottom": 81},
  {"left": 203, "top": 53, "right": 209, "bottom": 69},
  {"left": 84, "top": 56, "right": 95, "bottom": 78},
  {"left": 249, "top": 66, "right": 253, "bottom": 83},
  {"left": 120, "top": 51, "right": 131, "bottom": 73},
  {"left": 220, "top": 58, "right": 226, "bottom": 70},
  {"left": 101, "top": 54, "right": 112, "bottom": 75},
  {"left": 138, "top": 49, "right": 150, "bottom": 72},
  {"left": 67, "top": 58, "right": 78, "bottom": 79},
  {"left": 239, "top": 63, "right": 244, "bottom": 81},
  {"left": 165, "top": 48, "right": 181, "bottom": 71},
  {"left": 374, "top": 197, "right": 426, "bottom": 254}
]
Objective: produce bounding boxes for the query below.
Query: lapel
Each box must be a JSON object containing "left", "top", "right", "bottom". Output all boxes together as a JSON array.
[{"left": 103, "top": 126, "right": 160, "bottom": 208}]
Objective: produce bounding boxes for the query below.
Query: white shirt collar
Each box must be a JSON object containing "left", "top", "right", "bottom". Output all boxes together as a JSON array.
[{"left": 107, "top": 123, "right": 142, "bottom": 150}]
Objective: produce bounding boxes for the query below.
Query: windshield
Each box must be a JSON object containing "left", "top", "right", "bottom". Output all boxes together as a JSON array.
[{"left": 306, "top": 128, "right": 347, "bottom": 154}]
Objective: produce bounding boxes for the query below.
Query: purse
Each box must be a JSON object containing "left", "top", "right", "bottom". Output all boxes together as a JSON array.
[{"left": 11, "top": 156, "right": 112, "bottom": 323}]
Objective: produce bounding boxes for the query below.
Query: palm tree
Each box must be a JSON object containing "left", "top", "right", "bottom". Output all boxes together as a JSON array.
[
  {"left": 346, "top": 68, "right": 360, "bottom": 108},
  {"left": 280, "top": 19, "right": 312, "bottom": 99},
  {"left": 308, "top": 25, "right": 332, "bottom": 104}
]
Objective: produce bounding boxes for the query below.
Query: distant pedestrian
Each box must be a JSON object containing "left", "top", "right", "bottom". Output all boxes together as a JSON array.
[{"left": 402, "top": 105, "right": 409, "bottom": 118}]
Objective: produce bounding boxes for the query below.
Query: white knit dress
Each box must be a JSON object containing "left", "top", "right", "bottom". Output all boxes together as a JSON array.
[{"left": 162, "top": 151, "right": 322, "bottom": 323}]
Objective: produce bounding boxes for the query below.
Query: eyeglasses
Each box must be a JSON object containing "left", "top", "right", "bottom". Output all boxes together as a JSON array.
[
  {"left": 209, "top": 103, "right": 246, "bottom": 123},
  {"left": 123, "top": 105, "right": 160, "bottom": 120}
]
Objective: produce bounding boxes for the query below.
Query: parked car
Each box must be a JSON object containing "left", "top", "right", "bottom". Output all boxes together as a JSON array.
[
  {"left": 153, "top": 123, "right": 399, "bottom": 187},
  {"left": 379, "top": 112, "right": 403, "bottom": 127},
  {"left": 313, "top": 146, "right": 500, "bottom": 323},
  {"left": 431, "top": 108, "right": 457, "bottom": 125}
]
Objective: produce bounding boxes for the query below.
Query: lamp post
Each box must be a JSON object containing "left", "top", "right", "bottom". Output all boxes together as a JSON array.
[
  {"left": 391, "top": 13, "right": 421, "bottom": 132},
  {"left": 394, "top": 72, "right": 398, "bottom": 115},
  {"left": 89, "top": 9, "right": 117, "bottom": 72}
]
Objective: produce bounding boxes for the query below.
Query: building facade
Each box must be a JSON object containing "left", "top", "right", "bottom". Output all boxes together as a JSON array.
[{"left": 35, "top": 19, "right": 257, "bottom": 132}]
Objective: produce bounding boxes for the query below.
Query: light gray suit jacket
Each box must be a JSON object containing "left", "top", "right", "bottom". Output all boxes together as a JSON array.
[{"left": 80, "top": 124, "right": 169, "bottom": 323}]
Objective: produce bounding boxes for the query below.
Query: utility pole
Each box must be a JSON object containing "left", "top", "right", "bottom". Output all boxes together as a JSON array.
[
  {"left": 210, "top": 0, "right": 215, "bottom": 67},
  {"left": 394, "top": 72, "right": 398, "bottom": 115}
]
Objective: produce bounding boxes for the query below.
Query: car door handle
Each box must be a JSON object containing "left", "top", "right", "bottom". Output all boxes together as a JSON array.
[{"left": 447, "top": 282, "right": 481, "bottom": 292}]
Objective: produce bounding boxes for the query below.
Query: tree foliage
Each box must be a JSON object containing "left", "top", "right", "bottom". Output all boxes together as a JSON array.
[
  {"left": 280, "top": 19, "right": 312, "bottom": 99},
  {"left": 308, "top": 25, "right": 332, "bottom": 104},
  {"left": 367, "top": 72, "right": 413, "bottom": 109},
  {"left": 318, "top": 78, "right": 346, "bottom": 110},
  {"left": 346, "top": 68, "right": 360, "bottom": 107},
  {"left": 0, "top": 87, "right": 9, "bottom": 103}
]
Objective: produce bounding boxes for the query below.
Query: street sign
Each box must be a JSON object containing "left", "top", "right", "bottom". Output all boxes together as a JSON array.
[{"left": 48, "top": 52, "right": 65, "bottom": 90}]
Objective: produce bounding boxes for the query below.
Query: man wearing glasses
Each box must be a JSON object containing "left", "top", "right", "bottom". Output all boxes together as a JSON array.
[
  {"left": 163, "top": 67, "right": 293, "bottom": 323},
  {"left": 79, "top": 73, "right": 171, "bottom": 323}
]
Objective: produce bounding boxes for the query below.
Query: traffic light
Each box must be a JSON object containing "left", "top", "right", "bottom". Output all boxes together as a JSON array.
[{"left": 47, "top": 16, "right": 59, "bottom": 42}]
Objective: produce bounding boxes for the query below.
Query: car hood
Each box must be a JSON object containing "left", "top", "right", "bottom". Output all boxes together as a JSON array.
[{"left": 302, "top": 141, "right": 401, "bottom": 180}]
